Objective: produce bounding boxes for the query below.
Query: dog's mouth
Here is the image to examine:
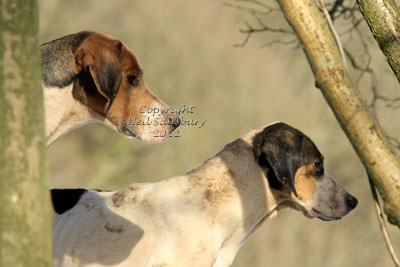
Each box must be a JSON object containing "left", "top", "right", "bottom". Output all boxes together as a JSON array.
[
  {"left": 277, "top": 200, "right": 344, "bottom": 221},
  {"left": 312, "top": 208, "right": 342, "bottom": 221},
  {"left": 120, "top": 125, "right": 138, "bottom": 138}
]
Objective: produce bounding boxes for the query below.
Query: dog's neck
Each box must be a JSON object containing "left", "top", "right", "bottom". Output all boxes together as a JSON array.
[
  {"left": 44, "top": 84, "right": 103, "bottom": 146},
  {"left": 104, "top": 134, "right": 286, "bottom": 266},
  {"left": 184, "top": 138, "right": 283, "bottom": 264}
]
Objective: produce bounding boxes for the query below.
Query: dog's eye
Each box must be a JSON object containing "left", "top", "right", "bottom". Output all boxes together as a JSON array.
[
  {"left": 127, "top": 75, "right": 139, "bottom": 86},
  {"left": 314, "top": 161, "right": 322, "bottom": 169},
  {"left": 314, "top": 161, "right": 324, "bottom": 175}
]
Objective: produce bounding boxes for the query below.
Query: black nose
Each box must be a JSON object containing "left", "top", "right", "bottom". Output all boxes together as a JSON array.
[
  {"left": 170, "top": 116, "right": 181, "bottom": 130},
  {"left": 345, "top": 193, "right": 358, "bottom": 210}
]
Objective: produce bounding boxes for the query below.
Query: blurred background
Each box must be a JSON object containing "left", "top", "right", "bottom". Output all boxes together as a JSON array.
[{"left": 40, "top": 0, "right": 400, "bottom": 266}]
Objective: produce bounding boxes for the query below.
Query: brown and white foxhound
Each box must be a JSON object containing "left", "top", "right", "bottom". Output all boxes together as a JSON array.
[
  {"left": 51, "top": 122, "right": 357, "bottom": 267},
  {"left": 41, "top": 31, "right": 179, "bottom": 146}
]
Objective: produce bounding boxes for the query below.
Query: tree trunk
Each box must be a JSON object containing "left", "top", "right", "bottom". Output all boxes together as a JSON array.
[
  {"left": 277, "top": 0, "right": 400, "bottom": 227},
  {"left": 0, "top": 0, "right": 52, "bottom": 266},
  {"left": 357, "top": 0, "right": 400, "bottom": 84}
]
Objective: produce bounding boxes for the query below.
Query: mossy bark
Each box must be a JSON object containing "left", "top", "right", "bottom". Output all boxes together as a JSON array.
[
  {"left": 277, "top": 0, "right": 400, "bottom": 227},
  {"left": 357, "top": 0, "right": 400, "bottom": 83},
  {"left": 0, "top": 0, "right": 52, "bottom": 266}
]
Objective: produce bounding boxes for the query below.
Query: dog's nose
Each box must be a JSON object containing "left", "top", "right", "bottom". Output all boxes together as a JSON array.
[
  {"left": 345, "top": 193, "right": 358, "bottom": 210},
  {"left": 170, "top": 116, "right": 181, "bottom": 130}
]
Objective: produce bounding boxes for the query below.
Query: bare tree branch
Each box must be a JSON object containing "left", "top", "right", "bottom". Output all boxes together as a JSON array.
[
  {"left": 357, "top": 0, "right": 400, "bottom": 83},
  {"left": 277, "top": 0, "right": 400, "bottom": 228}
]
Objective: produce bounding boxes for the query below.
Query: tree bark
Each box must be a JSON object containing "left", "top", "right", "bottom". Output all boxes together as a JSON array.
[
  {"left": 357, "top": 0, "right": 400, "bottom": 84},
  {"left": 0, "top": 0, "right": 52, "bottom": 266},
  {"left": 277, "top": 0, "right": 400, "bottom": 227}
]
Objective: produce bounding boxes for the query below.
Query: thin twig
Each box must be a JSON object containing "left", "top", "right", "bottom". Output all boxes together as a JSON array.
[
  {"left": 260, "top": 38, "right": 299, "bottom": 48},
  {"left": 235, "top": 0, "right": 278, "bottom": 10},
  {"left": 388, "top": 136, "right": 400, "bottom": 150},
  {"left": 329, "top": 0, "right": 345, "bottom": 21},
  {"left": 368, "top": 175, "right": 400, "bottom": 267},
  {"left": 318, "top": 0, "right": 347, "bottom": 68},
  {"left": 224, "top": 2, "right": 274, "bottom": 15},
  {"left": 239, "top": 25, "right": 293, "bottom": 34},
  {"left": 235, "top": 20, "right": 293, "bottom": 47}
]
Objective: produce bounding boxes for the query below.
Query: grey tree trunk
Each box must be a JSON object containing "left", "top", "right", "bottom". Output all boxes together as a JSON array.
[
  {"left": 0, "top": 0, "right": 52, "bottom": 266},
  {"left": 277, "top": 0, "right": 400, "bottom": 227},
  {"left": 357, "top": 0, "right": 400, "bottom": 84}
]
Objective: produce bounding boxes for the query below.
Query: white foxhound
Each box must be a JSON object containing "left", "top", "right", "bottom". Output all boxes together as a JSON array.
[{"left": 51, "top": 122, "right": 357, "bottom": 267}]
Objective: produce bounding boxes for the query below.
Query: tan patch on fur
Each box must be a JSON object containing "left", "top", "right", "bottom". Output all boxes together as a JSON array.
[
  {"left": 107, "top": 45, "right": 148, "bottom": 125},
  {"left": 75, "top": 34, "right": 134, "bottom": 114},
  {"left": 222, "top": 139, "right": 251, "bottom": 157},
  {"left": 139, "top": 198, "right": 154, "bottom": 213},
  {"left": 292, "top": 164, "right": 318, "bottom": 202},
  {"left": 72, "top": 32, "right": 171, "bottom": 130},
  {"left": 127, "top": 184, "right": 142, "bottom": 191},
  {"left": 107, "top": 79, "right": 155, "bottom": 127},
  {"left": 203, "top": 169, "right": 236, "bottom": 205},
  {"left": 112, "top": 190, "right": 127, "bottom": 207}
]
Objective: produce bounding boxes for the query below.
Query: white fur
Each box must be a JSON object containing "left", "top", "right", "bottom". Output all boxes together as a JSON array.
[{"left": 44, "top": 84, "right": 117, "bottom": 146}]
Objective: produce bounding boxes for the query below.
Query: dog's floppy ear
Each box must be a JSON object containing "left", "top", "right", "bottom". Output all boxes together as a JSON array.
[
  {"left": 75, "top": 43, "right": 122, "bottom": 112},
  {"left": 253, "top": 124, "right": 301, "bottom": 196}
]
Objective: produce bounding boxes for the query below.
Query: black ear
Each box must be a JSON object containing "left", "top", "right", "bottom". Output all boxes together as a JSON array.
[
  {"left": 86, "top": 59, "right": 121, "bottom": 112},
  {"left": 76, "top": 47, "right": 122, "bottom": 112},
  {"left": 262, "top": 147, "right": 299, "bottom": 196},
  {"left": 253, "top": 124, "right": 301, "bottom": 196}
]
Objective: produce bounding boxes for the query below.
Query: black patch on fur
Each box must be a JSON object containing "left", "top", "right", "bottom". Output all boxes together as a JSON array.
[
  {"left": 257, "top": 152, "right": 284, "bottom": 191},
  {"left": 51, "top": 188, "right": 88, "bottom": 214},
  {"left": 73, "top": 69, "right": 101, "bottom": 98},
  {"left": 117, "top": 41, "right": 123, "bottom": 56},
  {"left": 253, "top": 122, "right": 322, "bottom": 195},
  {"left": 71, "top": 59, "right": 121, "bottom": 114},
  {"left": 41, "top": 32, "right": 92, "bottom": 88}
]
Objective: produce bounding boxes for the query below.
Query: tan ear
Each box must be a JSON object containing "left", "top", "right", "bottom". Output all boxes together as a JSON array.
[{"left": 75, "top": 45, "right": 122, "bottom": 112}]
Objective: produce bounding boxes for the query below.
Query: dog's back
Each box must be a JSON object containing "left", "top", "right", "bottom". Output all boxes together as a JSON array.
[{"left": 52, "top": 177, "right": 219, "bottom": 266}]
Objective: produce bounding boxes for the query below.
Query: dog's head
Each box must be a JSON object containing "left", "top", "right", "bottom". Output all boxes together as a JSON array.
[
  {"left": 253, "top": 122, "right": 357, "bottom": 221},
  {"left": 71, "top": 31, "right": 179, "bottom": 143}
]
